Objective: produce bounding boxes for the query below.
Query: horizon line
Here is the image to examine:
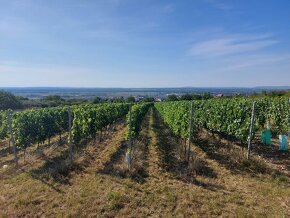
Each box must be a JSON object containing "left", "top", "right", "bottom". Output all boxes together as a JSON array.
[{"left": 1, "top": 86, "right": 290, "bottom": 89}]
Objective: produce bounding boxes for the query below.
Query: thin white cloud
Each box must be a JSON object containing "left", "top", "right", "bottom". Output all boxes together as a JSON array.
[
  {"left": 217, "top": 53, "right": 290, "bottom": 72},
  {"left": 189, "top": 34, "right": 278, "bottom": 57}
]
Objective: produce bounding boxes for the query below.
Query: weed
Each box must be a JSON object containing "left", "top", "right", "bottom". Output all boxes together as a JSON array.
[{"left": 107, "top": 191, "right": 128, "bottom": 210}]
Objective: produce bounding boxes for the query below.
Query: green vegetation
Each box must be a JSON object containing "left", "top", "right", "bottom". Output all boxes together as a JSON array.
[
  {"left": 43, "top": 95, "right": 64, "bottom": 102},
  {"left": 0, "top": 103, "right": 130, "bottom": 156},
  {"left": 0, "top": 110, "right": 8, "bottom": 139},
  {"left": 12, "top": 107, "right": 68, "bottom": 150},
  {"left": 92, "top": 96, "right": 102, "bottom": 104},
  {"left": 125, "top": 103, "right": 153, "bottom": 139},
  {"left": 72, "top": 103, "right": 129, "bottom": 144},
  {"left": 40, "top": 95, "right": 88, "bottom": 107},
  {"left": 156, "top": 97, "right": 290, "bottom": 142},
  {"left": 0, "top": 96, "right": 289, "bottom": 217},
  {"left": 139, "top": 97, "right": 155, "bottom": 102},
  {"left": 126, "top": 96, "right": 136, "bottom": 103},
  {"left": 166, "top": 94, "right": 179, "bottom": 101},
  {"left": 0, "top": 91, "right": 23, "bottom": 110},
  {"left": 20, "top": 94, "right": 88, "bottom": 108},
  {"left": 166, "top": 92, "right": 213, "bottom": 102},
  {"left": 256, "top": 90, "right": 290, "bottom": 97},
  {"left": 0, "top": 107, "right": 288, "bottom": 217}
]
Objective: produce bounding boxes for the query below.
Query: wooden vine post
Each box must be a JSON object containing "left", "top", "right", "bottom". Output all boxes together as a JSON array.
[
  {"left": 187, "top": 102, "right": 194, "bottom": 162},
  {"left": 247, "top": 101, "right": 256, "bottom": 159},
  {"left": 68, "top": 109, "right": 73, "bottom": 164},
  {"left": 128, "top": 105, "right": 133, "bottom": 170},
  {"left": 8, "top": 111, "right": 18, "bottom": 166}
]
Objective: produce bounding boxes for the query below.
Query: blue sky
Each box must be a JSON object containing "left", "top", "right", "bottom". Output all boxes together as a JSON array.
[{"left": 0, "top": 0, "right": 289, "bottom": 87}]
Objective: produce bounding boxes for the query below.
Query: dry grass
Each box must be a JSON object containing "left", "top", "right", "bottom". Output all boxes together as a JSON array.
[{"left": 0, "top": 111, "right": 289, "bottom": 217}]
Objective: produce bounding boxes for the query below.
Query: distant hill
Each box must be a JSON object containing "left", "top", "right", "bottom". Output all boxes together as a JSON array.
[{"left": 253, "top": 86, "right": 290, "bottom": 90}]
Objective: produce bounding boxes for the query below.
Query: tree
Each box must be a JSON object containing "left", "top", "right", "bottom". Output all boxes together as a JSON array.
[
  {"left": 126, "top": 96, "right": 136, "bottom": 103},
  {"left": 180, "top": 94, "right": 193, "bottom": 101},
  {"left": 93, "top": 97, "right": 102, "bottom": 104},
  {"left": 0, "top": 91, "right": 23, "bottom": 110},
  {"left": 66, "top": 98, "right": 88, "bottom": 105},
  {"left": 140, "top": 97, "right": 155, "bottom": 102},
  {"left": 16, "top": 96, "right": 29, "bottom": 101},
  {"left": 201, "top": 92, "right": 212, "bottom": 100},
  {"left": 41, "top": 95, "right": 65, "bottom": 107},
  {"left": 180, "top": 93, "right": 203, "bottom": 100},
  {"left": 42, "top": 95, "right": 64, "bottom": 102},
  {"left": 111, "top": 97, "right": 125, "bottom": 103},
  {"left": 267, "top": 90, "right": 288, "bottom": 97},
  {"left": 191, "top": 94, "right": 202, "bottom": 100},
  {"left": 166, "top": 94, "right": 178, "bottom": 102}
]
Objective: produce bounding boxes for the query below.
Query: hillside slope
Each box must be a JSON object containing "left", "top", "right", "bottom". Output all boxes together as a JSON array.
[{"left": 0, "top": 109, "right": 289, "bottom": 217}]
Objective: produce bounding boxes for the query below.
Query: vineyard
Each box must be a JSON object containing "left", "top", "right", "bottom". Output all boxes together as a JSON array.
[
  {"left": 156, "top": 97, "right": 290, "bottom": 142},
  {"left": 0, "top": 98, "right": 289, "bottom": 217},
  {"left": 0, "top": 104, "right": 127, "bottom": 158}
]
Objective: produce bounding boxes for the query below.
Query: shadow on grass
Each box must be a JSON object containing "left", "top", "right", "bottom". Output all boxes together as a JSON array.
[
  {"left": 0, "top": 137, "right": 66, "bottom": 167},
  {"left": 28, "top": 121, "right": 128, "bottom": 192},
  {"left": 28, "top": 149, "right": 85, "bottom": 192},
  {"left": 207, "top": 129, "right": 289, "bottom": 164},
  {"left": 0, "top": 143, "right": 11, "bottom": 158},
  {"left": 152, "top": 109, "right": 221, "bottom": 191},
  {"left": 97, "top": 113, "right": 151, "bottom": 184},
  {"left": 195, "top": 130, "right": 283, "bottom": 177},
  {"left": 0, "top": 156, "right": 18, "bottom": 166},
  {"left": 250, "top": 142, "right": 290, "bottom": 173},
  {"left": 96, "top": 140, "right": 127, "bottom": 176},
  {"left": 29, "top": 173, "right": 65, "bottom": 194}
]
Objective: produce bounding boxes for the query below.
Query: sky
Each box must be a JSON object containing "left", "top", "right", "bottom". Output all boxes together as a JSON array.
[{"left": 0, "top": 0, "right": 290, "bottom": 88}]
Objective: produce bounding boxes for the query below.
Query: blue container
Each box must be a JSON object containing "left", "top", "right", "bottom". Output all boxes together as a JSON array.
[
  {"left": 261, "top": 131, "right": 266, "bottom": 144},
  {"left": 279, "top": 135, "right": 288, "bottom": 151},
  {"left": 261, "top": 130, "right": 271, "bottom": 145}
]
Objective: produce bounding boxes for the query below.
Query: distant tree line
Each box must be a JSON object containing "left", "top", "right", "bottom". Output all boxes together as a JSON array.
[
  {"left": 0, "top": 90, "right": 215, "bottom": 110},
  {"left": 93, "top": 96, "right": 155, "bottom": 104},
  {"left": 2, "top": 89, "right": 288, "bottom": 110},
  {"left": 0, "top": 91, "right": 23, "bottom": 110},
  {"left": 0, "top": 91, "right": 157, "bottom": 110},
  {"left": 165, "top": 93, "right": 213, "bottom": 101},
  {"left": 0, "top": 91, "right": 88, "bottom": 110},
  {"left": 252, "top": 90, "right": 290, "bottom": 98},
  {"left": 19, "top": 95, "right": 88, "bottom": 108}
]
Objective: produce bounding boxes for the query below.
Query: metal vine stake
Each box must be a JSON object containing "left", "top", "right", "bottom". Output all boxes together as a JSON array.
[
  {"left": 8, "top": 110, "right": 18, "bottom": 166},
  {"left": 188, "top": 102, "right": 194, "bottom": 162},
  {"left": 247, "top": 101, "right": 256, "bottom": 159}
]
